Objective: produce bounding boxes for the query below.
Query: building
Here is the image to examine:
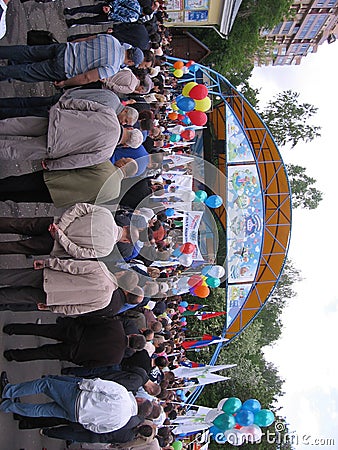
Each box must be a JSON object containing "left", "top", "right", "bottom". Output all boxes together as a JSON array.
[
  {"left": 170, "top": 29, "right": 211, "bottom": 62},
  {"left": 259, "top": 0, "right": 338, "bottom": 65},
  {"left": 164, "top": 0, "right": 243, "bottom": 38}
]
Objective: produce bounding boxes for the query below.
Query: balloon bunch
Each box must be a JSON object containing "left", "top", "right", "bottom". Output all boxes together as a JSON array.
[
  {"left": 172, "top": 242, "right": 196, "bottom": 268},
  {"left": 194, "top": 189, "right": 223, "bottom": 209},
  {"left": 171, "top": 60, "right": 199, "bottom": 78},
  {"left": 169, "top": 79, "right": 211, "bottom": 128},
  {"left": 185, "top": 264, "right": 224, "bottom": 298},
  {"left": 208, "top": 397, "right": 275, "bottom": 446}
]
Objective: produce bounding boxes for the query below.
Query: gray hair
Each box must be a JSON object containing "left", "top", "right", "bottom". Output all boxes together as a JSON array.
[
  {"left": 124, "top": 106, "right": 139, "bottom": 125},
  {"left": 125, "top": 128, "right": 144, "bottom": 148}
]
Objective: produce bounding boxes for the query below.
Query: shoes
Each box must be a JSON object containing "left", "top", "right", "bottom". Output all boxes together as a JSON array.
[
  {"left": 3, "top": 350, "right": 14, "bottom": 362},
  {"left": 3, "top": 324, "right": 15, "bottom": 335},
  {"left": 0, "top": 371, "right": 9, "bottom": 396},
  {"left": 65, "top": 19, "right": 77, "bottom": 28},
  {"left": 63, "top": 7, "right": 74, "bottom": 15}
]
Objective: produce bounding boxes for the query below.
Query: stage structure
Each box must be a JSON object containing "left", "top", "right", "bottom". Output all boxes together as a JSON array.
[{"left": 166, "top": 57, "right": 292, "bottom": 404}]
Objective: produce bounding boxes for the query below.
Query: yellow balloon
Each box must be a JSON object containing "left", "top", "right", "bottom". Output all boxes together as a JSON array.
[
  {"left": 173, "top": 69, "right": 184, "bottom": 78},
  {"left": 194, "top": 96, "right": 212, "bottom": 112},
  {"left": 171, "top": 102, "right": 179, "bottom": 111},
  {"left": 182, "top": 81, "right": 198, "bottom": 97},
  {"left": 201, "top": 280, "right": 207, "bottom": 286}
]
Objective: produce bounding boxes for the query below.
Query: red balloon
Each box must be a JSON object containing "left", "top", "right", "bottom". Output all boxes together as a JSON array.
[
  {"left": 188, "top": 274, "right": 203, "bottom": 287},
  {"left": 187, "top": 110, "right": 208, "bottom": 126},
  {"left": 180, "top": 242, "right": 196, "bottom": 254},
  {"left": 177, "top": 114, "right": 185, "bottom": 121},
  {"left": 194, "top": 285, "right": 210, "bottom": 298},
  {"left": 189, "top": 84, "right": 208, "bottom": 100},
  {"left": 186, "top": 60, "right": 195, "bottom": 68},
  {"left": 180, "top": 129, "right": 196, "bottom": 141}
]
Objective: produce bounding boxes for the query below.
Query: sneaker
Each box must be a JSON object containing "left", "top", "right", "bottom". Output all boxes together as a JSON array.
[
  {"left": 3, "top": 324, "right": 15, "bottom": 335},
  {"left": 66, "top": 19, "right": 77, "bottom": 28},
  {"left": 3, "top": 350, "right": 14, "bottom": 362},
  {"left": 63, "top": 7, "right": 73, "bottom": 15}
]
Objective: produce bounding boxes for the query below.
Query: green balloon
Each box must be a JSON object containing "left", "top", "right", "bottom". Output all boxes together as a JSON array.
[
  {"left": 222, "top": 397, "right": 242, "bottom": 414},
  {"left": 213, "top": 413, "right": 236, "bottom": 431},
  {"left": 254, "top": 409, "right": 275, "bottom": 427},
  {"left": 172, "top": 441, "right": 183, "bottom": 450}
]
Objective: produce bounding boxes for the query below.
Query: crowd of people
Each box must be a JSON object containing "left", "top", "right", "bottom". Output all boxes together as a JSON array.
[{"left": 0, "top": 1, "right": 209, "bottom": 449}]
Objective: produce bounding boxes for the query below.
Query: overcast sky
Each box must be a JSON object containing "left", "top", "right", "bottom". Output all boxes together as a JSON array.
[{"left": 250, "top": 42, "right": 338, "bottom": 449}]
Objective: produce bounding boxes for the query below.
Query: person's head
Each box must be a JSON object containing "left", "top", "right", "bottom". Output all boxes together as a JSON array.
[
  {"left": 143, "top": 329, "right": 155, "bottom": 341},
  {"left": 138, "top": 50, "right": 155, "bottom": 69},
  {"left": 114, "top": 269, "right": 139, "bottom": 290},
  {"left": 125, "top": 287, "right": 144, "bottom": 305},
  {"left": 119, "top": 224, "right": 140, "bottom": 244},
  {"left": 125, "top": 47, "right": 145, "bottom": 67},
  {"left": 147, "top": 267, "right": 160, "bottom": 279},
  {"left": 144, "top": 281, "right": 160, "bottom": 297},
  {"left": 163, "top": 371, "right": 175, "bottom": 383},
  {"left": 137, "top": 398, "right": 153, "bottom": 418},
  {"left": 114, "top": 157, "right": 138, "bottom": 178},
  {"left": 144, "top": 379, "right": 161, "bottom": 396},
  {"left": 135, "top": 75, "right": 154, "bottom": 94},
  {"left": 149, "top": 402, "right": 162, "bottom": 419},
  {"left": 151, "top": 321, "right": 163, "bottom": 333},
  {"left": 136, "top": 424, "right": 154, "bottom": 439},
  {"left": 128, "top": 334, "right": 147, "bottom": 350},
  {"left": 118, "top": 106, "right": 139, "bottom": 126},
  {"left": 120, "top": 128, "right": 144, "bottom": 148}
]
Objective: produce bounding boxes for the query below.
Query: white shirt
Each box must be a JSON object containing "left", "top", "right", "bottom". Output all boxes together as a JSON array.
[{"left": 77, "top": 378, "right": 138, "bottom": 433}]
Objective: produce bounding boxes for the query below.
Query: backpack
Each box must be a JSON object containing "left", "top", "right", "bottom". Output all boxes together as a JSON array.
[{"left": 27, "top": 30, "right": 59, "bottom": 46}]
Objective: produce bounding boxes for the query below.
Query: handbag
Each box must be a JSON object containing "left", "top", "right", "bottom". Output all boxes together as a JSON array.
[{"left": 27, "top": 29, "right": 59, "bottom": 45}]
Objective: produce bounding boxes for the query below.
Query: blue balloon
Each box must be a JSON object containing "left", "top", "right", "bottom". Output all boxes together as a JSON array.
[
  {"left": 242, "top": 399, "right": 261, "bottom": 414},
  {"left": 201, "top": 265, "right": 213, "bottom": 276},
  {"left": 179, "top": 301, "right": 188, "bottom": 307},
  {"left": 189, "top": 64, "right": 200, "bottom": 73},
  {"left": 180, "top": 318, "right": 187, "bottom": 322},
  {"left": 254, "top": 409, "right": 275, "bottom": 427},
  {"left": 172, "top": 247, "right": 182, "bottom": 257},
  {"left": 205, "top": 195, "right": 223, "bottom": 208},
  {"left": 209, "top": 426, "right": 225, "bottom": 442},
  {"left": 176, "top": 96, "right": 195, "bottom": 112},
  {"left": 165, "top": 208, "right": 175, "bottom": 217},
  {"left": 175, "top": 95, "right": 185, "bottom": 103},
  {"left": 235, "top": 409, "right": 254, "bottom": 426},
  {"left": 182, "top": 116, "right": 191, "bottom": 125}
]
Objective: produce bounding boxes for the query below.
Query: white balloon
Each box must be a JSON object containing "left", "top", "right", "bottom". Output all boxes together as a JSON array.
[
  {"left": 178, "top": 253, "right": 193, "bottom": 267},
  {"left": 171, "top": 125, "right": 185, "bottom": 134},
  {"left": 223, "top": 429, "right": 244, "bottom": 446},
  {"left": 239, "top": 424, "right": 263, "bottom": 443},
  {"left": 208, "top": 265, "right": 226, "bottom": 279},
  {"left": 205, "top": 409, "right": 223, "bottom": 424},
  {"left": 217, "top": 398, "right": 228, "bottom": 410},
  {"left": 180, "top": 190, "right": 196, "bottom": 202}
]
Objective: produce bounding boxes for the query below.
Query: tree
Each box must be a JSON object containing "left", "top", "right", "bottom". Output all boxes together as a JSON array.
[
  {"left": 260, "top": 90, "right": 322, "bottom": 148},
  {"left": 286, "top": 164, "right": 323, "bottom": 209}
]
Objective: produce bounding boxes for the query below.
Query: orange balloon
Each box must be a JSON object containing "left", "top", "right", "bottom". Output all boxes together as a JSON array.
[
  {"left": 194, "top": 285, "right": 210, "bottom": 298},
  {"left": 173, "top": 61, "right": 184, "bottom": 70},
  {"left": 168, "top": 112, "right": 178, "bottom": 120}
]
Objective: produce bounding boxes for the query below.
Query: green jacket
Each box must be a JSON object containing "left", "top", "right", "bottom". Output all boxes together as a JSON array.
[{"left": 44, "top": 161, "right": 124, "bottom": 208}]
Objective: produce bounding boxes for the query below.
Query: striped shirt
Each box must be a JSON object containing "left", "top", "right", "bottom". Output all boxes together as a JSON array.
[{"left": 64, "top": 35, "right": 130, "bottom": 80}]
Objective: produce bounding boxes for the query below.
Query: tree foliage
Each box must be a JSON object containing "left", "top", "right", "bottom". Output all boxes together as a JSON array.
[
  {"left": 260, "top": 90, "right": 322, "bottom": 148},
  {"left": 286, "top": 164, "right": 323, "bottom": 209}
]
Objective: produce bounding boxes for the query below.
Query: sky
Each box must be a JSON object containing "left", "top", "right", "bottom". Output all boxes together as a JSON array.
[{"left": 250, "top": 42, "right": 338, "bottom": 448}]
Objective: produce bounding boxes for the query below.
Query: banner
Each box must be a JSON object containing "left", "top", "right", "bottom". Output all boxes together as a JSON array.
[{"left": 183, "top": 211, "right": 204, "bottom": 261}]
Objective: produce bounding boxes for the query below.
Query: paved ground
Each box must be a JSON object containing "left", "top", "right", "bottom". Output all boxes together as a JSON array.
[{"left": 0, "top": 1, "right": 109, "bottom": 449}]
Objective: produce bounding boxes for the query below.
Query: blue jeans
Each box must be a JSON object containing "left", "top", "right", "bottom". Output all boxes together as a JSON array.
[
  {"left": 0, "top": 375, "right": 80, "bottom": 420},
  {"left": 0, "top": 43, "right": 67, "bottom": 82},
  {"left": 0, "top": 94, "right": 62, "bottom": 118}
]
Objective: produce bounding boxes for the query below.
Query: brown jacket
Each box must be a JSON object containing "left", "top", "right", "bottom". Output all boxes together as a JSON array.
[{"left": 42, "top": 258, "right": 118, "bottom": 315}]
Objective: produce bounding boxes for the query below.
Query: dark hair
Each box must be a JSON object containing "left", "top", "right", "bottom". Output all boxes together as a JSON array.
[
  {"left": 128, "top": 334, "right": 146, "bottom": 350},
  {"left": 155, "top": 355, "right": 168, "bottom": 368},
  {"left": 143, "top": 329, "right": 154, "bottom": 340},
  {"left": 143, "top": 50, "right": 156, "bottom": 64},
  {"left": 139, "top": 110, "right": 154, "bottom": 120},
  {"left": 154, "top": 343, "right": 166, "bottom": 353},
  {"left": 168, "top": 410, "right": 177, "bottom": 420},
  {"left": 140, "top": 118, "right": 154, "bottom": 131},
  {"left": 137, "top": 424, "right": 154, "bottom": 438},
  {"left": 138, "top": 399, "right": 153, "bottom": 418}
]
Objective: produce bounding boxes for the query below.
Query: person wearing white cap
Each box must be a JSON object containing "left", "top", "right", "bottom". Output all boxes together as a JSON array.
[{"left": 0, "top": 374, "right": 138, "bottom": 434}]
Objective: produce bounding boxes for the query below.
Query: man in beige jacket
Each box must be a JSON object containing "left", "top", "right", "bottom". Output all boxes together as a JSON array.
[
  {"left": 0, "top": 202, "right": 139, "bottom": 259},
  {"left": 0, "top": 258, "right": 138, "bottom": 315}
]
